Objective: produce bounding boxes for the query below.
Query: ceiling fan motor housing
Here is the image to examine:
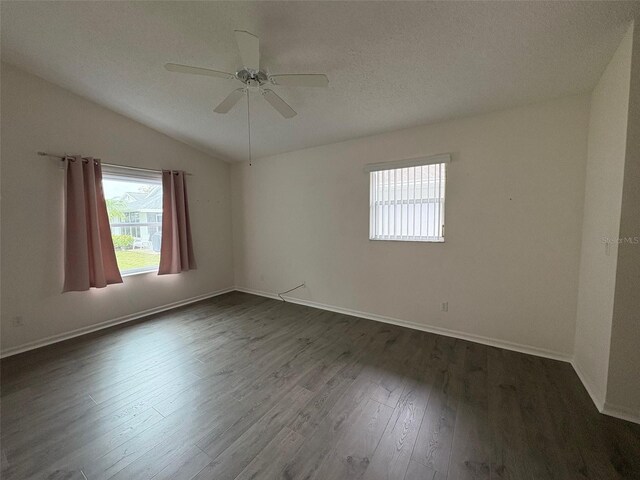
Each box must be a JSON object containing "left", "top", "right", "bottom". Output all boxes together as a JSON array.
[{"left": 236, "top": 69, "right": 268, "bottom": 87}]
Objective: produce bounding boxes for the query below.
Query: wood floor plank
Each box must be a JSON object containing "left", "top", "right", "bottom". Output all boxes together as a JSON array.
[
  {"left": 446, "top": 342, "right": 492, "bottom": 480},
  {"left": 233, "top": 427, "right": 305, "bottom": 480},
  {"left": 362, "top": 337, "right": 437, "bottom": 480},
  {"left": 485, "top": 348, "right": 532, "bottom": 480},
  {"left": 192, "top": 385, "right": 313, "bottom": 480},
  {"left": 540, "top": 356, "right": 634, "bottom": 479},
  {"left": 80, "top": 390, "right": 243, "bottom": 480},
  {"left": 410, "top": 338, "right": 465, "bottom": 479},
  {"left": 289, "top": 368, "right": 360, "bottom": 437},
  {"left": 512, "top": 353, "right": 573, "bottom": 480},
  {"left": 1, "top": 292, "right": 638, "bottom": 480},
  {"left": 6, "top": 401, "right": 164, "bottom": 479},
  {"left": 22, "top": 408, "right": 164, "bottom": 480},
  {"left": 151, "top": 445, "right": 212, "bottom": 480},
  {"left": 279, "top": 375, "right": 381, "bottom": 480},
  {"left": 196, "top": 379, "right": 307, "bottom": 460},
  {"left": 107, "top": 433, "right": 208, "bottom": 480},
  {"left": 313, "top": 398, "right": 394, "bottom": 479},
  {"left": 403, "top": 459, "right": 441, "bottom": 480}
]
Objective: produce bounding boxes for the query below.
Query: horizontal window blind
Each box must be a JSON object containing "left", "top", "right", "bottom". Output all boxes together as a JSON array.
[
  {"left": 102, "top": 164, "right": 162, "bottom": 183},
  {"left": 369, "top": 162, "right": 446, "bottom": 242}
]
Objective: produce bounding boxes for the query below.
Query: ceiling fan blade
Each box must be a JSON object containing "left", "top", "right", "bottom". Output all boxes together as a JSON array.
[
  {"left": 165, "top": 63, "right": 234, "bottom": 80},
  {"left": 234, "top": 30, "right": 260, "bottom": 71},
  {"left": 262, "top": 89, "right": 297, "bottom": 118},
  {"left": 214, "top": 88, "right": 245, "bottom": 114},
  {"left": 270, "top": 74, "right": 329, "bottom": 88}
]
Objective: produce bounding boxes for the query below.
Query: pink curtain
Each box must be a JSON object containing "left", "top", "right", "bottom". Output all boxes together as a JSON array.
[
  {"left": 63, "top": 156, "right": 123, "bottom": 292},
  {"left": 159, "top": 170, "right": 196, "bottom": 274}
]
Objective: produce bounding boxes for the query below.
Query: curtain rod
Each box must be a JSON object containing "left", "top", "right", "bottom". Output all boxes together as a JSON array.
[{"left": 37, "top": 152, "right": 192, "bottom": 176}]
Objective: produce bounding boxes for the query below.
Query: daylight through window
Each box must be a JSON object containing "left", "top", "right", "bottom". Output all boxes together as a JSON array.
[
  {"left": 103, "top": 167, "right": 163, "bottom": 275},
  {"left": 369, "top": 161, "right": 446, "bottom": 242}
]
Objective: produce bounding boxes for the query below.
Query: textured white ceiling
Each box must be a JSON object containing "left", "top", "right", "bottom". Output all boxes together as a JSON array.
[{"left": 1, "top": 1, "right": 638, "bottom": 162}]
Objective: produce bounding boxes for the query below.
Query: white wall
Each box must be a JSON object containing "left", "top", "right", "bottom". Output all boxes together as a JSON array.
[
  {"left": 0, "top": 63, "right": 234, "bottom": 354},
  {"left": 606, "top": 23, "right": 640, "bottom": 419},
  {"left": 573, "top": 26, "right": 633, "bottom": 409},
  {"left": 232, "top": 94, "right": 590, "bottom": 358}
]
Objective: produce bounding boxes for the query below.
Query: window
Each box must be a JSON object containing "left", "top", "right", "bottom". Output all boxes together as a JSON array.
[
  {"left": 121, "top": 212, "right": 141, "bottom": 237},
  {"left": 368, "top": 155, "right": 448, "bottom": 242},
  {"left": 102, "top": 166, "right": 163, "bottom": 275}
]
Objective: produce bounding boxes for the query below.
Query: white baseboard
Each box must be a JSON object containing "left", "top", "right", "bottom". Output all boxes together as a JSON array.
[
  {"left": 602, "top": 402, "right": 640, "bottom": 425},
  {"left": 570, "top": 360, "right": 640, "bottom": 425},
  {"left": 570, "top": 359, "right": 606, "bottom": 411},
  {"left": 0, "top": 287, "right": 235, "bottom": 358},
  {"left": 234, "top": 286, "right": 572, "bottom": 363}
]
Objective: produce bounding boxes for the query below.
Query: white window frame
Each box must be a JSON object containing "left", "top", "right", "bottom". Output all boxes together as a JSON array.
[
  {"left": 102, "top": 165, "right": 163, "bottom": 276},
  {"left": 366, "top": 154, "right": 449, "bottom": 243}
]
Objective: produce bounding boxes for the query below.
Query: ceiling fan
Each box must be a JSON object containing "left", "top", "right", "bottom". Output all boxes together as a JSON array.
[{"left": 165, "top": 30, "right": 329, "bottom": 119}]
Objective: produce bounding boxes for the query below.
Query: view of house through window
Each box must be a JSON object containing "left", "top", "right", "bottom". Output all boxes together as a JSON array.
[{"left": 103, "top": 169, "right": 163, "bottom": 275}]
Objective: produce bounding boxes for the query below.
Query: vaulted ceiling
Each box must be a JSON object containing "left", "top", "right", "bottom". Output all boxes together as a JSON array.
[{"left": 2, "top": 1, "right": 638, "bottom": 161}]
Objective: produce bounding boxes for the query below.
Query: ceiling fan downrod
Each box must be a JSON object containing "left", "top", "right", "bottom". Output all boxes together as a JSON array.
[{"left": 246, "top": 89, "right": 252, "bottom": 167}]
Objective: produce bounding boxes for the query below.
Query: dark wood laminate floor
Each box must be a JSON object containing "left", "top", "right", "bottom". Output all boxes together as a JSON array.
[{"left": 1, "top": 292, "right": 639, "bottom": 480}]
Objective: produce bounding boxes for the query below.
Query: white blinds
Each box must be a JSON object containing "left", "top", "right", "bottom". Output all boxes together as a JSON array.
[
  {"left": 102, "top": 164, "right": 162, "bottom": 184},
  {"left": 369, "top": 162, "right": 446, "bottom": 242}
]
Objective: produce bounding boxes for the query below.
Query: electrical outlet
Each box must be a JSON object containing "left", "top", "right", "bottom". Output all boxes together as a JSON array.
[
  {"left": 441, "top": 302, "right": 448, "bottom": 312},
  {"left": 11, "top": 316, "right": 24, "bottom": 327}
]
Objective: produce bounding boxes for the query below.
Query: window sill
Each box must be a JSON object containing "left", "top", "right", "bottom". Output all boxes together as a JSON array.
[
  {"left": 369, "top": 238, "right": 445, "bottom": 243},
  {"left": 122, "top": 269, "right": 158, "bottom": 278}
]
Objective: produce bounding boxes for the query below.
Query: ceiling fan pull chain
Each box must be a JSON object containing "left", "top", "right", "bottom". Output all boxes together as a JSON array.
[{"left": 246, "top": 88, "right": 252, "bottom": 166}]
